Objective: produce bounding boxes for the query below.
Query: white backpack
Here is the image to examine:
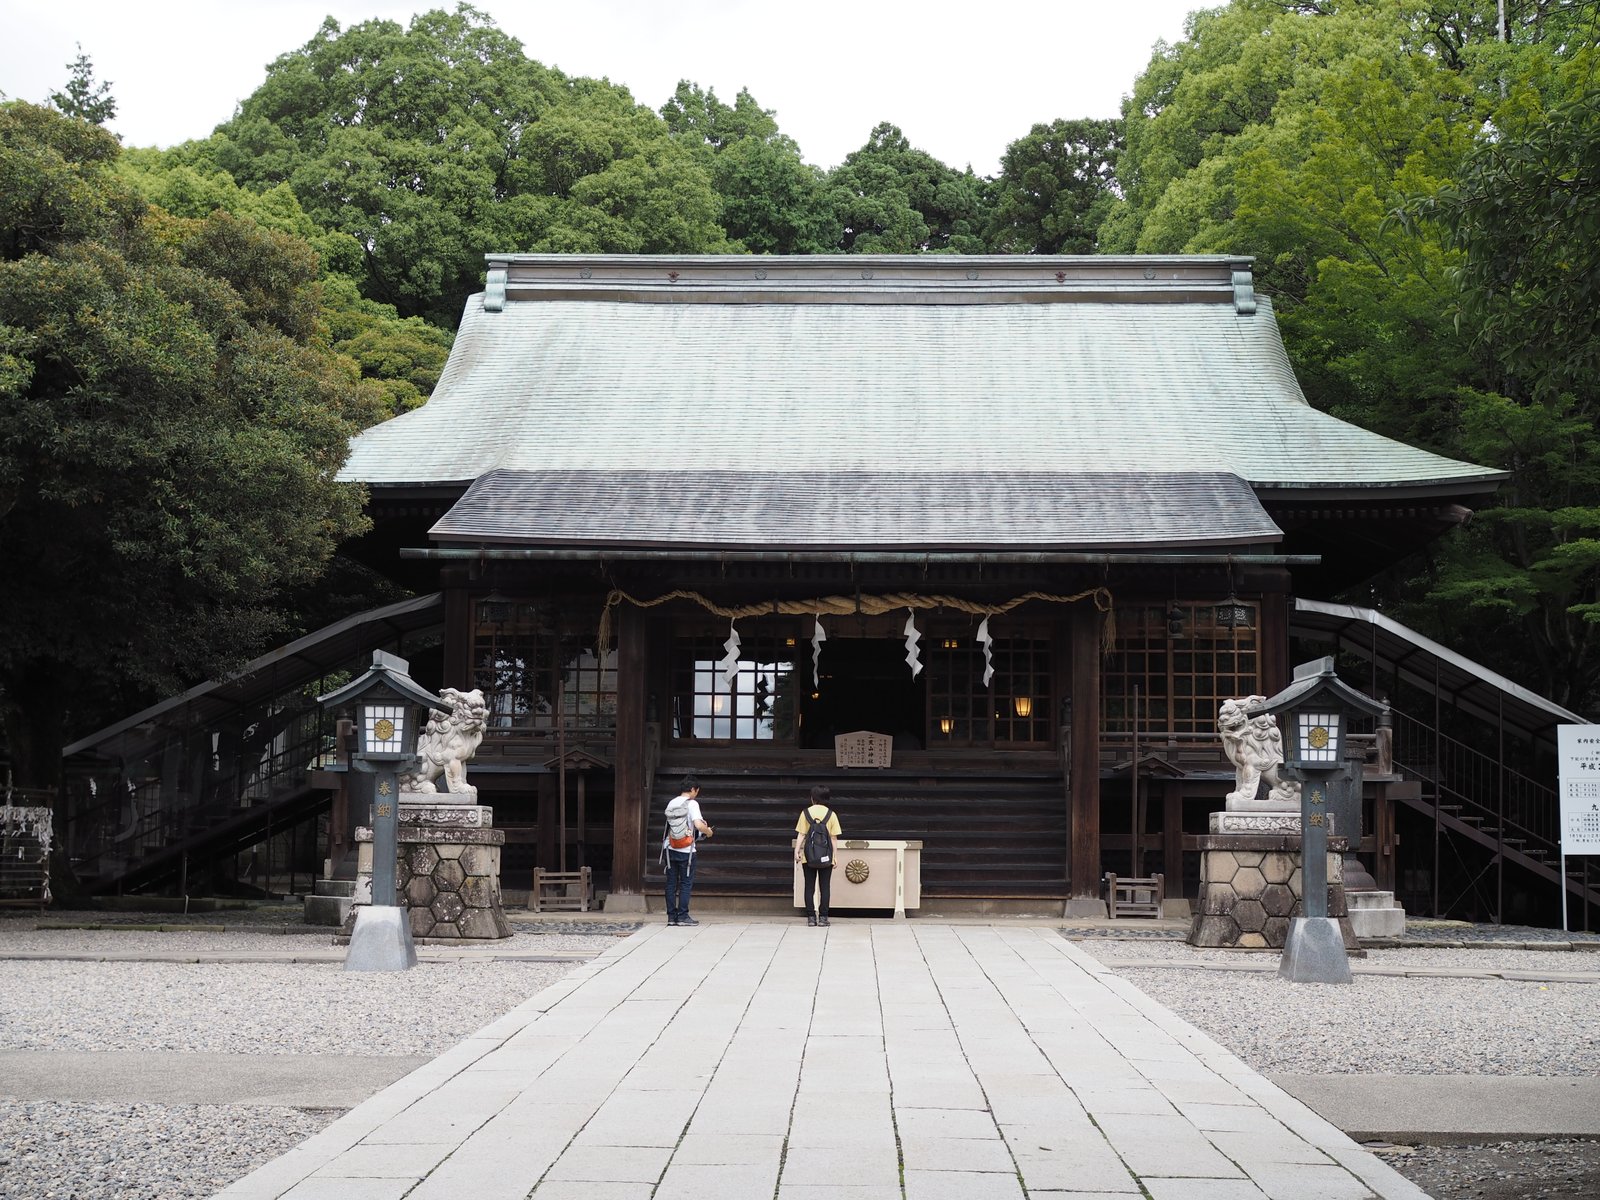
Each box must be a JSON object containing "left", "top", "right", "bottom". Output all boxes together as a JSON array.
[{"left": 664, "top": 797, "right": 695, "bottom": 850}]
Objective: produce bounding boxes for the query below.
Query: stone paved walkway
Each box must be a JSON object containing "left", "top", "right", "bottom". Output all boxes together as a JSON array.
[{"left": 216, "top": 922, "right": 1427, "bottom": 1200}]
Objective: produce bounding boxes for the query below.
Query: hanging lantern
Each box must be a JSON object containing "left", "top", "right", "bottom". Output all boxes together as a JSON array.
[{"left": 1215, "top": 595, "right": 1253, "bottom": 628}]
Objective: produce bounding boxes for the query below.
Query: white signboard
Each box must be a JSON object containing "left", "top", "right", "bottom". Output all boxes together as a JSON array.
[{"left": 1557, "top": 725, "right": 1600, "bottom": 854}]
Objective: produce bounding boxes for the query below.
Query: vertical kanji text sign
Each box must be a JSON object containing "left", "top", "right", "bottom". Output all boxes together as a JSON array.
[{"left": 1557, "top": 725, "right": 1600, "bottom": 854}]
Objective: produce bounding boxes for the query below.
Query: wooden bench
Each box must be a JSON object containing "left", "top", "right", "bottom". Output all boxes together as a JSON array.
[
  {"left": 1104, "top": 872, "right": 1164, "bottom": 919},
  {"left": 530, "top": 866, "right": 593, "bottom": 913}
]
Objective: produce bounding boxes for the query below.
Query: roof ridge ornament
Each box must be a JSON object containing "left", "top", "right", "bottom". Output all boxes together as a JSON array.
[
  {"left": 484, "top": 266, "right": 507, "bottom": 312},
  {"left": 1232, "top": 268, "right": 1256, "bottom": 316}
]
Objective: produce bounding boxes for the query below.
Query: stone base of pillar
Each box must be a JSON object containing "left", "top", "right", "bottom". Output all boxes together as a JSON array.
[
  {"left": 1064, "top": 897, "right": 1109, "bottom": 918},
  {"left": 1346, "top": 889, "right": 1407, "bottom": 939},
  {"left": 1278, "top": 916, "right": 1353, "bottom": 984},
  {"left": 1188, "top": 832, "right": 1358, "bottom": 950},
  {"left": 344, "top": 804, "right": 511, "bottom": 941},
  {"left": 344, "top": 905, "right": 419, "bottom": 972}
]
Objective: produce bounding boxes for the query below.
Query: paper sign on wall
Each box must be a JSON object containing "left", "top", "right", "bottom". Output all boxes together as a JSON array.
[{"left": 1557, "top": 725, "right": 1600, "bottom": 854}]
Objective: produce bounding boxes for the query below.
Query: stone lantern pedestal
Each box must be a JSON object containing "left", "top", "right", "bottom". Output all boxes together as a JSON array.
[
  {"left": 342, "top": 801, "right": 511, "bottom": 941},
  {"left": 1188, "top": 811, "right": 1358, "bottom": 950}
]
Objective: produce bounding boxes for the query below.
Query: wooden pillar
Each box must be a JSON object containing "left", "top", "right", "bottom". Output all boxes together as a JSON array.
[
  {"left": 1163, "top": 779, "right": 1184, "bottom": 892},
  {"left": 1374, "top": 782, "right": 1397, "bottom": 893},
  {"left": 441, "top": 568, "right": 472, "bottom": 690},
  {"left": 1259, "top": 585, "right": 1291, "bottom": 697},
  {"left": 607, "top": 602, "right": 649, "bottom": 909},
  {"left": 1068, "top": 603, "right": 1103, "bottom": 913},
  {"left": 536, "top": 774, "right": 558, "bottom": 869}
]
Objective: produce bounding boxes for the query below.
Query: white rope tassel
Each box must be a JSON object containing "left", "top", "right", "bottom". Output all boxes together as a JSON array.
[
  {"left": 977, "top": 616, "right": 994, "bottom": 687},
  {"left": 811, "top": 615, "right": 827, "bottom": 693},
  {"left": 719, "top": 620, "right": 742, "bottom": 690},
  {"left": 903, "top": 609, "right": 923, "bottom": 679}
]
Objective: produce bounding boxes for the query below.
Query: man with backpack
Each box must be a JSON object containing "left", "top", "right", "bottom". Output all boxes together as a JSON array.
[
  {"left": 662, "top": 777, "right": 713, "bottom": 927},
  {"left": 794, "top": 784, "right": 842, "bottom": 927}
]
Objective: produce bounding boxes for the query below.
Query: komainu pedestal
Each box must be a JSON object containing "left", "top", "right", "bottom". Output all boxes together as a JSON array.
[
  {"left": 1188, "top": 817, "right": 1358, "bottom": 950},
  {"left": 344, "top": 802, "right": 511, "bottom": 941}
]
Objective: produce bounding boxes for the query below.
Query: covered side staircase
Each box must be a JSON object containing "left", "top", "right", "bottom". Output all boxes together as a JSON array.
[
  {"left": 1292, "top": 599, "right": 1598, "bottom": 930},
  {"left": 60, "top": 594, "right": 444, "bottom": 896}
]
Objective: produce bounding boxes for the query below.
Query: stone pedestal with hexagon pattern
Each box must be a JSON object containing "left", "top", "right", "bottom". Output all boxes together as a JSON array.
[
  {"left": 342, "top": 802, "right": 511, "bottom": 941},
  {"left": 1187, "top": 825, "right": 1358, "bottom": 950}
]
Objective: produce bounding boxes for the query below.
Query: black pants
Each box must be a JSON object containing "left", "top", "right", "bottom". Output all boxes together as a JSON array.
[{"left": 801, "top": 863, "right": 832, "bottom": 919}]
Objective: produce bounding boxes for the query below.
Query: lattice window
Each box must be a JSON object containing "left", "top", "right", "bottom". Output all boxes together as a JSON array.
[
  {"left": 929, "top": 634, "right": 1052, "bottom": 745},
  {"left": 671, "top": 630, "right": 797, "bottom": 741},
  {"left": 471, "top": 601, "right": 616, "bottom": 736},
  {"left": 929, "top": 636, "right": 984, "bottom": 745},
  {"left": 992, "top": 637, "right": 1053, "bottom": 744},
  {"left": 1102, "top": 602, "right": 1259, "bottom": 735}
]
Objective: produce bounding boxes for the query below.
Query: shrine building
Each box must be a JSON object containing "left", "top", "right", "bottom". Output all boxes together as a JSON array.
[{"left": 327, "top": 253, "right": 1505, "bottom": 914}]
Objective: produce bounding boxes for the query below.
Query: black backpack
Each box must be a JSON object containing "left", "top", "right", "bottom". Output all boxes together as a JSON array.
[{"left": 803, "top": 808, "right": 833, "bottom": 866}]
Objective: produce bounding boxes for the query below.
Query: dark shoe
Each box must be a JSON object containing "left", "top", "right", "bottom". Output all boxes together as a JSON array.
[
  {"left": 806, "top": 915, "right": 817, "bottom": 926},
  {"left": 818, "top": 916, "right": 830, "bottom": 926},
  {"left": 666, "top": 918, "right": 679, "bottom": 926},
  {"left": 679, "top": 917, "right": 700, "bottom": 927}
]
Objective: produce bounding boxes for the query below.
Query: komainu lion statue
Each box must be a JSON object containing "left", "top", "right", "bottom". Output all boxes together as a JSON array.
[
  {"left": 1217, "top": 696, "right": 1301, "bottom": 809},
  {"left": 399, "top": 687, "right": 488, "bottom": 794}
]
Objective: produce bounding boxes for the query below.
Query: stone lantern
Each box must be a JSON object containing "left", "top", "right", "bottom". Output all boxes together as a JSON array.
[
  {"left": 319, "top": 651, "right": 447, "bottom": 971},
  {"left": 1252, "top": 657, "right": 1386, "bottom": 984}
]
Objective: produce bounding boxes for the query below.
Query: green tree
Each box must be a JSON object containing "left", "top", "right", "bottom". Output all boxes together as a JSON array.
[
  {"left": 1410, "top": 45, "right": 1600, "bottom": 708},
  {"left": 1434, "top": 54, "right": 1600, "bottom": 398},
  {"left": 827, "top": 122, "right": 991, "bottom": 253},
  {"left": 117, "top": 150, "right": 452, "bottom": 415},
  {"left": 659, "top": 81, "right": 839, "bottom": 254},
  {"left": 201, "top": 5, "right": 727, "bottom": 326},
  {"left": 988, "top": 118, "right": 1122, "bottom": 253},
  {"left": 48, "top": 45, "right": 116, "bottom": 126},
  {"left": 660, "top": 81, "right": 782, "bottom": 149},
  {"left": 1101, "top": 0, "right": 1600, "bottom": 709},
  {"left": 0, "top": 103, "right": 381, "bottom": 787}
]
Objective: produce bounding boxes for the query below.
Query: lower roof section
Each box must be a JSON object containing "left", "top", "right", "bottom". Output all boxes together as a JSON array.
[{"left": 430, "top": 469, "right": 1283, "bottom": 552}]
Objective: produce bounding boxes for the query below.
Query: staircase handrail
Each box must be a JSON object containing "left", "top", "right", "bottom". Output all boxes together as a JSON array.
[{"left": 1390, "top": 709, "right": 1558, "bottom": 852}]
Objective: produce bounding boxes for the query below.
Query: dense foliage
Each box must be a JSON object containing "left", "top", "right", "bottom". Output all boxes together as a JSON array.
[
  {"left": 0, "top": 104, "right": 385, "bottom": 782},
  {"left": 1102, "top": 0, "right": 1600, "bottom": 710}
]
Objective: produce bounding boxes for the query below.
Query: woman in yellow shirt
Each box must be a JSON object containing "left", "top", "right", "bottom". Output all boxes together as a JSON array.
[{"left": 794, "top": 784, "right": 843, "bottom": 926}]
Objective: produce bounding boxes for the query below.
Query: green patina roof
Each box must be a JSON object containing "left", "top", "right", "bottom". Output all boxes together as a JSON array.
[{"left": 340, "top": 255, "right": 1502, "bottom": 500}]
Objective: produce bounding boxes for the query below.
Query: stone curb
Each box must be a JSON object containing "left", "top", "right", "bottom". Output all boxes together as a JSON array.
[
  {"left": 0, "top": 949, "right": 600, "bottom": 965},
  {"left": 1106, "top": 958, "right": 1600, "bottom": 983}
]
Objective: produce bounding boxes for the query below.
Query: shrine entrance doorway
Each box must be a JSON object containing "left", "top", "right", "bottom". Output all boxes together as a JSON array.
[{"left": 800, "top": 637, "right": 925, "bottom": 751}]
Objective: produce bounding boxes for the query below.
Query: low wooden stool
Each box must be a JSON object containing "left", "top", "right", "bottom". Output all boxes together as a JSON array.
[
  {"left": 530, "top": 866, "right": 593, "bottom": 913},
  {"left": 1104, "top": 872, "right": 1164, "bottom": 919}
]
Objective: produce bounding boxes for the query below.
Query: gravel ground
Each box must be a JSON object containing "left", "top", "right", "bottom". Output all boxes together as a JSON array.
[
  {"left": 1076, "top": 936, "right": 1600, "bottom": 1199},
  {"left": 5, "top": 920, "right": 1598, "bottom": 1199},
  {"left": 0, "top": 929, "right": 622, "bottom": 1055},
  {"left": 0, "top": 923, "right": 612, "bottom": 1200},
  {"left": 0, "top": 1101, "right": 333, "bottom": 1200}
]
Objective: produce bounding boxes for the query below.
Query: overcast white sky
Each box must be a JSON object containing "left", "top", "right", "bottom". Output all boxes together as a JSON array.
[{"left": 1, "top": 0, "right": 1200, "bottom": 176}]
